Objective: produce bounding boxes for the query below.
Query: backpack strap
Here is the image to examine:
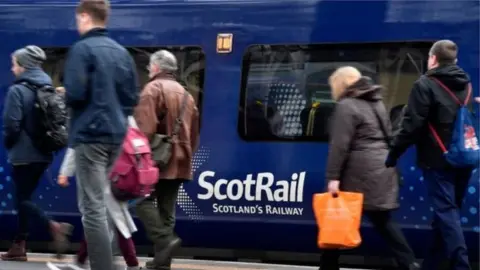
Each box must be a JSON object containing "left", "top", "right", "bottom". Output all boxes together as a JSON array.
[
  {"left": 428, "top": 124, "right": 448, "bottom": 154},
  {"left": 156, "top": 83, "right": 189, "bottom": 139},
  {"left": 368, "top": 102, "right": 392, "bottom": 148},
  {"left": 172, "top": 91, "right": 189, "bottom": 139},
  {"left": 19, "top": 81, "right": 38, "bottom": 92},
  {"left": 16, "top": 82, "right": 38, "bottom": 140},
  {"left": 430, "top": 77, "right": 472, "bottom": 106},
  {"left": 427, "top": 77, "right": 472, "bottom": 154}
]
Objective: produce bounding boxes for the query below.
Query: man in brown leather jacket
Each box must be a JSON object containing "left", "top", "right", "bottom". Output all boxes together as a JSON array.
[{"left": 134, "top": 50, "right": 200, "bottom": 270}]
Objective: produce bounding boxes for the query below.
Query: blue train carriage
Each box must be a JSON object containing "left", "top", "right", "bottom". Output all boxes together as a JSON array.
[{"left": 0, "top": 0, "right": 478, "bottom": 265}]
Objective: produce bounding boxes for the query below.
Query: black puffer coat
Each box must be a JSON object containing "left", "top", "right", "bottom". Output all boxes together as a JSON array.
[{"left": 325, "top": 77, "right": 399, "bottom": 211}]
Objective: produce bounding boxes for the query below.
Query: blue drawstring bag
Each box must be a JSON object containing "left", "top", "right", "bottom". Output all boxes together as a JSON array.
[{"left": 429, "top": 77, "right": 480, "bottom": 167}]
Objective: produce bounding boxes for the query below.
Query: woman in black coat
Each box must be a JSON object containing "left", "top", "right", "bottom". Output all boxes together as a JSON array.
[{"left": 321, "top": 66, "right": 419, "bottom": 270}]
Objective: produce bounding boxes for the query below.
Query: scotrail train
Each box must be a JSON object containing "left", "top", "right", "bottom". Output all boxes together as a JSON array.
[{"left": 0, "top": 0, "right": 478, "bottom": 266}]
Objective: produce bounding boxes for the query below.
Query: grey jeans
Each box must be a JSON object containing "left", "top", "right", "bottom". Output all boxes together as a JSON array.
[{"left": 75, "top": 143, "right": 121, "bottom": 270}]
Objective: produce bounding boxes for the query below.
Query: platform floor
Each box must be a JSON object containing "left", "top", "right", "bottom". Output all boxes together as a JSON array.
[{"left": 0, "top": 253, "right": 368, "bottom": 270}]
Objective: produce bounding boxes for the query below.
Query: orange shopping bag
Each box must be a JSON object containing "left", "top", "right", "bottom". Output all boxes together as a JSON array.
[{"left": 312, "top": 191, "right": 364, "bottom": 249}]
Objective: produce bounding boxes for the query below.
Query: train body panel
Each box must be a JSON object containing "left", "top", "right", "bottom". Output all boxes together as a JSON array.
[{"left": 0, "top": 0, "right": 478, "bottom": 262}]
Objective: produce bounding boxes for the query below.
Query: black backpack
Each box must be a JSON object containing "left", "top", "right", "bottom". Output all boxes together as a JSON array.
[{"left": 21, "top": 82, "right": 68, "bottom": 154}]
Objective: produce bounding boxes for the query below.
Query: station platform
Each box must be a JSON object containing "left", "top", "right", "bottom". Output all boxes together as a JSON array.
[{"left": 0, "top": 253, "right": 368, "bottom": 270}]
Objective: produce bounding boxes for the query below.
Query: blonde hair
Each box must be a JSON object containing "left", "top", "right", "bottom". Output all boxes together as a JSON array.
[
  {"left": 55, "top": 86, "right": 65, "bottom": 94},
  {"left": 329, "top": 66, "right": 362, "bottom": 101}
]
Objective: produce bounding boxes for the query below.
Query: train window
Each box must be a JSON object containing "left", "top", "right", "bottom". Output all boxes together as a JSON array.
[
  {"left": 238, "top": 42, "right": 431, "bottom": 142},
  {"left": 127, "top": 47, "right": 205, "bottom": 108},
  {"left": 41, "top": 46, "right": 205, "bottom": 112}
]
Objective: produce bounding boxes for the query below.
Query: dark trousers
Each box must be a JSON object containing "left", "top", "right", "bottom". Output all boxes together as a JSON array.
[
  {"left": 12, "top": 162, "right": 51, "bottom": 240},
  {"left": 77, "top": 229, "right": 138, "bottom": 267},
  {"left": 136, "top": 180, "right": 183, "bottom": 245},
  {"left": 321, "top": 210, "right": 415, "bottom": 270},
  {"left": 422, "top": 168, "right": 471, "bottom": 270}
]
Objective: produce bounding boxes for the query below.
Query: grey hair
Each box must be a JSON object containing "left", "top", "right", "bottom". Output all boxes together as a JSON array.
[{"left": 149, "top": 50, "right": 178, "bottom": 72}]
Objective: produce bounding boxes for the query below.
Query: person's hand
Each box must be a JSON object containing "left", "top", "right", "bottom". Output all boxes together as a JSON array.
[
  {"left": 57, "top": 175, "right": 69, "bottom": 187},
  {"left": 328, "top": 180, "right": 340, "bottom": 194},
  {"left": 385, "top": 153, "right": 397, "bottom": 168},
  {"left": 475, "top": 97, "right": 480, "bottom": 103}
]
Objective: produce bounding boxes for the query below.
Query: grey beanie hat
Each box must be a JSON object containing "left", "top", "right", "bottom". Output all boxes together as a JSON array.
[{"left": 13, "top": 45, "right": 47, "bottom": 68}]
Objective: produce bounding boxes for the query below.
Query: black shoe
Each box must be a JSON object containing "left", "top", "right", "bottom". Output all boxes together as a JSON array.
[
  {"left": 409, "top": 262, "right": 420, "bottom": 270},
  {"left": 153, "top": 237, "right": 181, "bottom": 267},
  {"left": 51, "top": 222, "right": 73, "bottom": 259},
  {"left": 381, "top": 262, "right": 421, "bottom": 270}
]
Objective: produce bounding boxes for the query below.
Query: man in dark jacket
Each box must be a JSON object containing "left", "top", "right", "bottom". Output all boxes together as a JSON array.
[
  {"left": 387, "top": 40, "right": 474, "bottom": 270},
  {"left": 63, "top": 1, "right": 139, "bottom": 269},
  {"left": 2, "top": 46, "right": 72, "bottom": 261}
]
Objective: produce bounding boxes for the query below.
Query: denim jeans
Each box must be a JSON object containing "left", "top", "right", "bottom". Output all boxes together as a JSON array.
[
  {"left": 75, "top": 143, "right": 120, "bottom": 270},
  {"left": 78, "top": 228, "right": 138, "bottom": 267}
]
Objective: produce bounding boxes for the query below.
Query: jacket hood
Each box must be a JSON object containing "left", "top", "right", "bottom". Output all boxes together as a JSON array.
[
  {"left": 426, "top": 64, "right": 470, "bottom": 92},
  {"left": 14, "top": 67, "right": 52, "bottom": 87},
  {"left": 342, "top": 76, "right": 383, "bottom": 101}
]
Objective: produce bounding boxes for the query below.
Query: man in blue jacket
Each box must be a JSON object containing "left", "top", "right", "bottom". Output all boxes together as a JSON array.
[
  {"left": 63, "top": 1, "right": 139, "bottom": 269},
  {"left": 2, "top": 45, "right": 72, "bottom": 261},
  {"left": 387, "top": 40, "right": 474, "bottom": 270}
]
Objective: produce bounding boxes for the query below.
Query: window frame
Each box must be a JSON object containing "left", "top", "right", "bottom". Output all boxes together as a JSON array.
[
  {"left": 237, "top": 41, "right": 433, "bottom": 142},
  {"left": 41, "top": 45, "right": 206, "bottom": 127}
]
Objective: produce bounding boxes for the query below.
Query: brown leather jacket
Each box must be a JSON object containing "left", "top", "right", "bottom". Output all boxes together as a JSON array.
[{"left": 134, "top": 73, "right": 200, "bottom": 180}]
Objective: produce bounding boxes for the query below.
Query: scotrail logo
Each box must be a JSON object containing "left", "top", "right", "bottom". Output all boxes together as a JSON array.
[
  {"left": 197, "top": 171, "right": 305, "bottom": 202},
  {"left": 197, "top": 171, "right": 307, "bottom": 217}
]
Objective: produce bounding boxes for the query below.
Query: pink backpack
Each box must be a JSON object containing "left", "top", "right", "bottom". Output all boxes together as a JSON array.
[{"left": 110, "top": 126, "right": 159, "bottom": 201}]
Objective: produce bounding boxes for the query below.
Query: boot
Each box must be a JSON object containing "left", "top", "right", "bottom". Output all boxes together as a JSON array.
[
  {"left": 76, "top": 238, "right": 88, "bottom": 266},
  {"left": 152, "top": 237, "right": 181, "bottom": 267},
  {"left": 1, "top": 240, "right": 27, "bottom": 261},
  {"left": 145, "top": 257, "right": 171, "bottom": 270},
  {"left": 50, "top": 222, "right": 74, "bottom": 259}
]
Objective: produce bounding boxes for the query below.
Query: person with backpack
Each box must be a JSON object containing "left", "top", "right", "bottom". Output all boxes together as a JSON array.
[
  {"left": 57, "top": 117, "right": 143, "bottom": 270},
  {"left": 63, "top": 1, "right": 139, "bottom": 269},
  {"left": 133, "top": 50, "right": 200, "bottom": 270},
  {"left": 2, "top": 45, "right": 73, "bottom": 261},
  {"left": 386, "top": 40, "right": 479, "bottom": 270}
]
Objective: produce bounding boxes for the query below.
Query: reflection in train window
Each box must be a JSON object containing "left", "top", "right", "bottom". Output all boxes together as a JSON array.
[
  {"left": 238, "top": 43, "right": 431, "bottom": 142},
  {"left": 41, "top": 46, "right": 205, "bottom": 116}
]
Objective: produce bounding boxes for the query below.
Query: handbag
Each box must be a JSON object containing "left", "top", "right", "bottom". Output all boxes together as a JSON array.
[
  {"left": 313, "top": 192, "right": 364, "bottom": 249},
  {"left": 150, "top": 90, "right": 189, "bottom": 170}
]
